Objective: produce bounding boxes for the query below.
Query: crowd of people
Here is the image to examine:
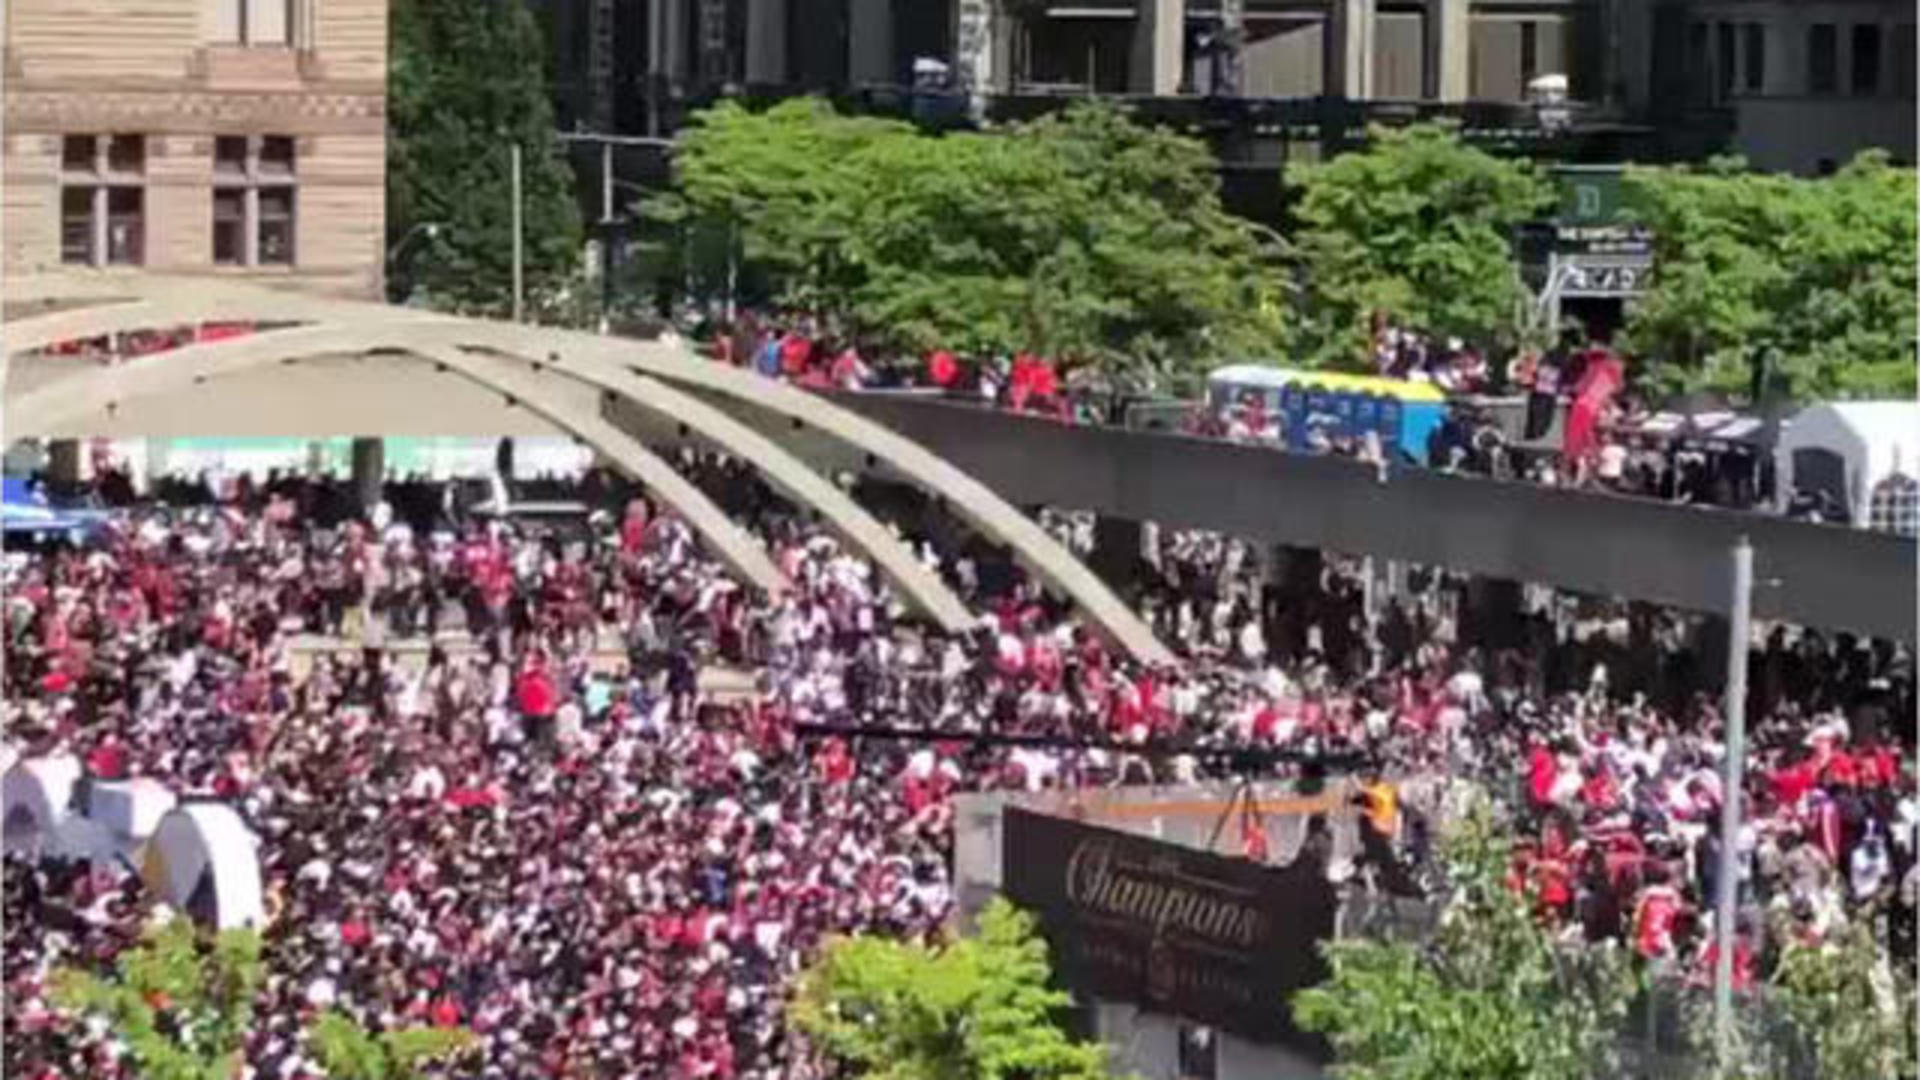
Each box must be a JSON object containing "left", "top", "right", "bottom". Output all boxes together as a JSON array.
[{"left": 3, "top": 451, "right": 1913, "bottom": 1076}]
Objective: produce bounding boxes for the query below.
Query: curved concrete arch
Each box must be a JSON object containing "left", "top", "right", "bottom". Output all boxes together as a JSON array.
[
  {"left": 6, "top": 322, "right": 786, "bottom": 595},
  {"left": 5, "top": 313, "right": 964, "bottom": 624},
  {"left": 2, "top": 282, "right": 1172, "bottom": 662},
  {"left": 467, "top": 349, "right": 976, "bottom": 633},
  {"left": 459, "top": 325, "right": 1175, "bottom": 664},
  {"left": 415, "top": 346, "right": 787, "bottom": 594}
]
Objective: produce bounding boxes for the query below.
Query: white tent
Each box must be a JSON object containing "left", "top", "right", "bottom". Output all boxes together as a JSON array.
[
  {"left": 2, "top": 756, "right": 80, "bottom": 856},
  {"left": 1775, "top": 401, "right": 1920, "bottom": 526},
  {"left": 141, "top": 804, "right": 265, "bottom": 931}
]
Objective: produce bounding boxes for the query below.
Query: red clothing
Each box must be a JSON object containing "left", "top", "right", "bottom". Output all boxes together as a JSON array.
[
  {"left": 1634, "top": 885, "right": 1681, "bottom": 959},
  {"left": 515, "top": 667, "right": 558, "bottom": 718},
  {"left": 778, "top": 334, "right": 812, "bottom": 377},
  {"left": 927, "top": 350, "right": 959, "bottom": 388}
]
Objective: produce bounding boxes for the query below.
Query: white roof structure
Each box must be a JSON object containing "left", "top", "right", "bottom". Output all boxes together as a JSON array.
[
  {"left": 1775, "top": 401, "right": 1920, "bottom": 526},
  {"left": 3, "top": 755, "right": 81, "bottom": 856},
  {"left": 141, "top": 804, "right": 266, "bottom": 931}
]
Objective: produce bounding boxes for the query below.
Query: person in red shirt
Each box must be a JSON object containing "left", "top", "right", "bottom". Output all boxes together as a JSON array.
[
  {"left": 926, "top": 349, "right": 959, "bottom": 390},
  {"left": 778, "top": 331, "right": 812, "bottom": 378},
  {"left": 1632, "top": 867, "right": 1684, "bottom": 961}
]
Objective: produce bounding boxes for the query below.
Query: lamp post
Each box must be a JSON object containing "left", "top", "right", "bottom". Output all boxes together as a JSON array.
[{"left": 384, "top": 222, "right": 444, "bottom": 303}]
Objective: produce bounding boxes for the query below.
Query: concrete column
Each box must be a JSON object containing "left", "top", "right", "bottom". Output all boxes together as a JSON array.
[
  {"left": 954, "top": 0, "right": 995, "bottom": 92},
  {"left": 1130, "top": 0, "right": 1185, "bottom": 95},
  {"left": 46, "top": 440, "right": 84, "bottom": 494},
  {"left": 350, "top": 437, "right": 384, "bottom": 515},
  {"left": 1325, "top": 0, "right": 1375, "bottom": 98},
  {"left": 745, "top": 0, "right": 788, "bottom": 84},
  {"left": 1088, "top": 515, "right": 1145, "bottom": 592},
  {"left": 848, "top": 0, "right": 894, "bottom": 84},
  {"left": 1425, "top": 0, "right": 1470, "bottom": 101}
]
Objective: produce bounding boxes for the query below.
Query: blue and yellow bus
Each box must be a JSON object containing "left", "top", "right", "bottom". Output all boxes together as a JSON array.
[{"left": 1206, "top": 365, "right": 1449, "bottom": 465}]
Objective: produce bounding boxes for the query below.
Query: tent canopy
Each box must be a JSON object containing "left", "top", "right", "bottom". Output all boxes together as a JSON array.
[
  {"left": 1775, "top": 401, "right": 1920, "bottom": 526},
  {"left": 2, "top": 756, "right": 80, "bottom": 855},
  {"left": 141, "top": 804, "right": 264, "bottom": 931}
]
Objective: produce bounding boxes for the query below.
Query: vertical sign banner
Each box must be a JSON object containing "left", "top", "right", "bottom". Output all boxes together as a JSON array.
[{"left": 1001, "top": 807, "right": 1336, "bottom": 1056}]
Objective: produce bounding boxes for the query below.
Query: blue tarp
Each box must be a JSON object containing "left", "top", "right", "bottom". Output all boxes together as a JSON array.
[{"left": 2, "top": 478, "right": 92, "bottom": 537}]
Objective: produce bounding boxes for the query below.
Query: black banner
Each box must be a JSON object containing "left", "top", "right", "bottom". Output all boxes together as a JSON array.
[{"left": 1001, "top": 807, "right": 1336, "bottom": 1056}]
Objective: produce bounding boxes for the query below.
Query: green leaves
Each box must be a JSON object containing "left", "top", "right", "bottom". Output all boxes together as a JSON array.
[
  {"left": 1291, "top": 807, "right": 1640, "bottom": 1080},
  {"left": 48, "top": 918, "right": 473, "bottom": 1080},
  {"left": 49, "top": 916, "right": 263, "bottom": 1080},
  {"left": 1621, "top": 151, "right": 1918, "bottom": 402},
  {"left": 1285, "top": 123, "right": 1552, "bottom": 369},
  {"left": 309, "top": 1009, "right": 477, "bottom": 1080},
  {"left": 660, "top": 99, "right": 1286, "bottom": 387},
  {"left": 387, "top": 0, "right": 584, "bottom": 314},
  {"left": 792, "top": 897, "right": 1115, "bottom": 1080}
]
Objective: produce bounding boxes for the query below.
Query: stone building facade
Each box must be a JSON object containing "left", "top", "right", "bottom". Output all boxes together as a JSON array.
[{"left": 2, "top": 0, "right": 389, "bottom": 297}]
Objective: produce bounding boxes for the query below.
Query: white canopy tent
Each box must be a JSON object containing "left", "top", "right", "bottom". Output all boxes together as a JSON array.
[
  {"left": 1774, "top": 401, "right": 1920, "bottom": 527},
  {"left": 2, "top": 756, "right": 80, "bottom": 856},
  {"left": 141, "top": 804, "right": 266, "bottom": 931}
]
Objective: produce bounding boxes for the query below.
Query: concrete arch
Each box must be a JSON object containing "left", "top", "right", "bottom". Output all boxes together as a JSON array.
[
  {"left": 460, "top": 349, "right": 976, "bottom": 632},
  {"left": 8, "top": 322, "right": 785, "bottom": 594},
  {"left": 6, "top": 319, "right": 968, "bottom": 625},
  {"left": 2, "top": 280, "right": 1172, "bottom": 662}
]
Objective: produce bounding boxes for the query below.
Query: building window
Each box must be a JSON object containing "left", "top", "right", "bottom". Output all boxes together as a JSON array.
[
  {"left": 258, "top": 188, "right": 296, "bottom": 265},
  {"left": 211, "top": 134, "right": 298, "bottom": 267},
  {"left": 1808, "top": 24, "right": 1838, "bottom": 93},
  {"left": 1716, "top": 22, "right": 1736, "bottom": 98},
  {"left": 212, "top": 190, "right": 246, "bottom": 265},
  {"left": 58, "top": 134, "right": 145, "bottom": 268},
  {"left": 1687, "top": 22, "right": 1711, "bottom": 102},
  {"left": 106, "top": 189, "right": 144, "bottom": 265},
  {"left": 1744, "top": 24, "right": 1765, "bottom": 92},
  {"left": 1852, "top": 24, "right": 1882, "bottom": 95},
  {"left": 1520, "top": 22, "right": 1539, "bottom": 84},
  {"left": 61, "top": 188, "right": 95, "bottom": 265},
  {"left": 214, "top": 0, "right": 293, "bottom": 45},
  {"left": 1896, "top": 24, "right": 1916, "bottom": 100}
]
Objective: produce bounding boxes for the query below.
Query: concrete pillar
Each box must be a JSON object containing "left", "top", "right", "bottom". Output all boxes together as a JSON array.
[
  {"left": 745, "top": 0, "right": 788, "bottom": 84},
  {"left": 1088, "top": 515, "right": 1145, "bottom": 592},
  {"left": 350, "top": 437, "right": 384, "bottom": 515},
  {"left": 46, "top": 440, "right": 84, "bottom": 494},
  {"left": 1425, "top": 0, "right": 1470, "bottom": 101},
  {"left": 1130, "top": 0, "right": 1185, "bottom": 95},
  {"left": 848, "top": 0, "right": 894, "bottom": 84},
  {"left": 954, "top": 0, "right": 995, "bottom": 93},
  {"left": 1325, "top": 0, "right": 1375, "bottom": 98}
]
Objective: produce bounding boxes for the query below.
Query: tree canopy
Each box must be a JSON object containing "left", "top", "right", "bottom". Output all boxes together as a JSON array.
[
  {"left": 791, "top": 896, "right": 1112, "bottom": 1080},
  {"left": 656, "top": 98, "right": 1285, "bottom": 386},
  {"left": 50, "top": 916, "right": 264, "bottom": 1080},
  {"left": 51, "top": 917, "right": 474, "bottom": 1080},
  {"left": 1620, "top": 151, "right": 1918, "bottom": 402},
  {"left": 1283, "top": 123, "right": 1553, "bottom": 369},
  {"left": 1292, "top": 808, "right": 1640, "bottom": 1080},
  {"left": 387, "top": 0, "right": 582, "bottom": 314}
]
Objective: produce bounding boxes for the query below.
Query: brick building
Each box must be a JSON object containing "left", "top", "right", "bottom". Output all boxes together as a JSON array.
[{"left": 2, "top": 0, "right": 389, "bottom": 297}]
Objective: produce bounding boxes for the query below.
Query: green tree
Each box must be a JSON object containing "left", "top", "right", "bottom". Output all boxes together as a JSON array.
[
  {"left": 50, "top": 916, "right": 263, "bottom": 1080},
  {"left": 51, "top": 918, "right": 475, "bottom": 1080},
  {"left": 1620, "top": 151, "right": 1918, "bottom": 401},
  {"left": 1701, "top": 911, "right": 1919, "bottom": 1080},
  {"left": 1285, "top": 123, "right": 1552, "bottom": 368},
  {"left": 308, "top": 1009, "right": 477, "bottom": 1080},
  {"left": 658, "top": 99, "right": 1286, "bottom": 386},
  {"left": 1292, "top": 808, "right": 1640, "bottom": 1080},
  {"left": 388, "top": 0, "right": 583, "bottom": 314},
  {"left": 792, "top": 896, "right": 1112, "bottom": 1080}
]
